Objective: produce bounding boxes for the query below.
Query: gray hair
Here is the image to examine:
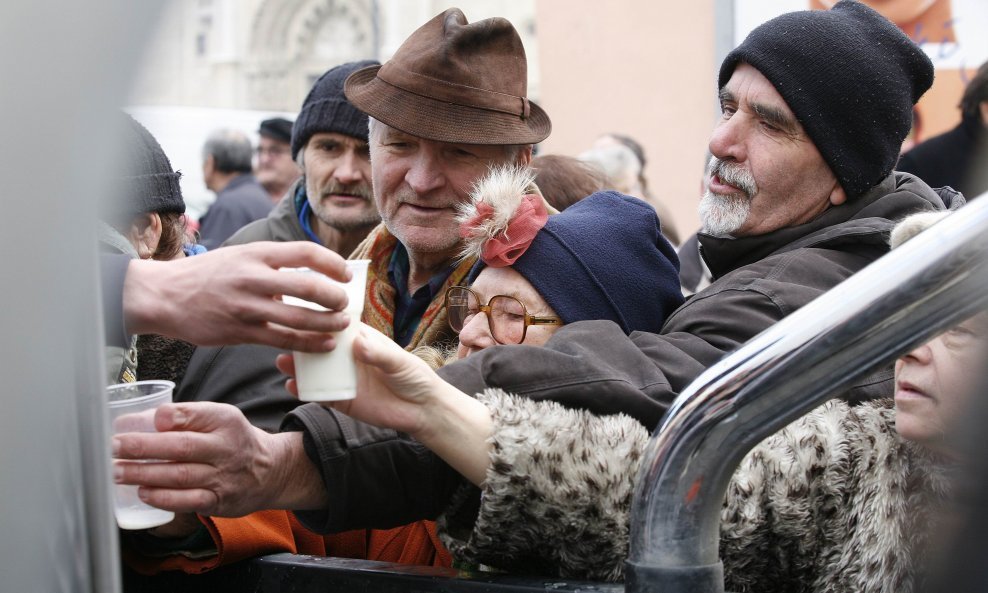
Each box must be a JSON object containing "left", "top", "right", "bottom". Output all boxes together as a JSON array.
[
  {"left": 578, "top": 144, "right": 642, "bottom": 195},
  {"left": 202, "top": 129, "right": 253, "bottom": 174}
]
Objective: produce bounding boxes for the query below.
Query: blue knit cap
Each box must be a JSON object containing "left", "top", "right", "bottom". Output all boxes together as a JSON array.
[{"left": 467, "top": 191, "right": 683, "bottom": 334}]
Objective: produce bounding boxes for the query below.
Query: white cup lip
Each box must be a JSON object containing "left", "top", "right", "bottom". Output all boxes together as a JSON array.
[{"left": 107, "top": 379, "right": 175, "bottom": 407}]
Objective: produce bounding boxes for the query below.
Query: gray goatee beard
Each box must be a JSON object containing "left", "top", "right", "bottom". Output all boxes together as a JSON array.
[{"left": 698, "top": 156, "right": 756, "bottom": 237}]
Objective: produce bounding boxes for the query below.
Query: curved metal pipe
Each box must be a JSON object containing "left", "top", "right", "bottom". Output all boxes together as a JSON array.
[{"left": 626, "top": 193, "right": 988, "bottom": 593}]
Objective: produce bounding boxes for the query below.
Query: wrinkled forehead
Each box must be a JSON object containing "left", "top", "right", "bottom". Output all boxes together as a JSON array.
[
  {"left": 370, "top": 119, "right": 523, "bottom": 166},
  {"left": 720, "top": 63, "right": 804, "bottom": 134},
  {"left": 471, "top": 266, "right": 544, "bottom": 306},
  {"left": 722, "top": 63, "right": 792, "bottom": 111}
]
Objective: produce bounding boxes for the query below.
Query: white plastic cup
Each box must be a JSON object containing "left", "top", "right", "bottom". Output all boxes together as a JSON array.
[
  {"left": 282, "top": 260, "right": 370, "bottom": 401},
  {"left": 107, "top": 380, "right": 176, "bottom": 530}
]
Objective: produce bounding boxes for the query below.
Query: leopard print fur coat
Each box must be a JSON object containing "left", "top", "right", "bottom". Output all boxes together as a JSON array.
[{"left": 438, "top": 390, "right": 953, "bottom": 592}]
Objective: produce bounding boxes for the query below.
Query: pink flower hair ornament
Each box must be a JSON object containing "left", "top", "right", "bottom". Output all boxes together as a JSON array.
[{"left": 457, "top": 165, "right": 551, "bottom": 267}]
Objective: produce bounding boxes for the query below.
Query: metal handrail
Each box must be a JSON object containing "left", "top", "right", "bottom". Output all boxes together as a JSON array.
[{"left": 626, "top": 193, "right": 988, "bottom": 593}]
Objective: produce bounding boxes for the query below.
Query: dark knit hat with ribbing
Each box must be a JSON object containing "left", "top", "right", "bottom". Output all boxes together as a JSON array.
[
  {"left": 291, "top": 60, "right": 379, "bottom": 160},
  {"left": 468, "top": 191, "right": 684, "bottom": 335},
  {"left": 718, "top": 0, "right": 933, "bottom": 199},
  {"left": 117, "top": 113, "right": 185, "bottom": 217}
]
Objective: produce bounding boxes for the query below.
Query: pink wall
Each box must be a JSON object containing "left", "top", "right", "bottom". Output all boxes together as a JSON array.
[{"left": 534, "top": 0, "right": 716, "bottom": 242}]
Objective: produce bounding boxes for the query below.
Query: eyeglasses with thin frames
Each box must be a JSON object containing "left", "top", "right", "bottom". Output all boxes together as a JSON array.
[
  {"left": 444, "top": 286, "right": 563, "bottom": 345},
  {"left": 254, "top": 145, "right": 290, "bottom": 158}
]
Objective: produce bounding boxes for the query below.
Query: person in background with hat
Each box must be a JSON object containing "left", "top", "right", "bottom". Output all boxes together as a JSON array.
[
  {"left": 101, "top": 113, "right": 202, "bottom": 386},
  {"left": 254, "top": 117, "right": 300, "bottom": 204},
  {"left": 197, "top": 129, "right": 273, "bottom": 249}
]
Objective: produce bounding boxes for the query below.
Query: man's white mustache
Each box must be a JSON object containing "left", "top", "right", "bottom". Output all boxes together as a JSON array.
[{"left": 710, "top": 158, "right": 757, "bottom": 198}]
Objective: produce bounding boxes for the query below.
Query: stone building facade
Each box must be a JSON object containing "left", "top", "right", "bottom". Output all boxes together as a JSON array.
[{"left": 130, "top": 0, "right": 539, "bottom": 111}]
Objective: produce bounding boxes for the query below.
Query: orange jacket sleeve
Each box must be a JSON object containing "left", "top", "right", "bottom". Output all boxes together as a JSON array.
[
  {"left": 123, "top": 510, "right": 326, "bottom": 575},
  {"left": 123, "top": 514, "right": 450, "bottom": 574}
]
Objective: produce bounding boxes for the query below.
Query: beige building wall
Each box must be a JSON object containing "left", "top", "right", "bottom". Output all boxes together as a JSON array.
[{"left": 535, "top": 0, "right": 716, "bottom": 241}]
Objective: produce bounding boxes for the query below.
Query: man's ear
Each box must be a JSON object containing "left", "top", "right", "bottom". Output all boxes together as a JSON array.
[
  {"left": 515, "top": 145, "right": 534, "bottom": 167},
  {"left": 203, "top": 154, "right": 215, "bottom": 179},
  {"left": 829, "top": 181, "right": 847, "bottom": 207},
  {"left": 979, "top": 101, "right": 988, "bottom": 127},
  {"left": 127, "top": 213, "right": 163, "bottom": 259}
]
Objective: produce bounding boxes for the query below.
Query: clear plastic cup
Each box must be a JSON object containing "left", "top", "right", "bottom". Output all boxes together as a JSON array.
[
  {"left": 107, "top": 380, "right": 176, "bottom": 530},
  {"left": 281, "top": 260, "right": 369, "bottom": 401}
]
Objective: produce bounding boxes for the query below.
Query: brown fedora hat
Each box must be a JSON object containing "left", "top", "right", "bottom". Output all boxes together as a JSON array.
[{"left": 344, "top": 8, "right": 551, "bottom": 145}]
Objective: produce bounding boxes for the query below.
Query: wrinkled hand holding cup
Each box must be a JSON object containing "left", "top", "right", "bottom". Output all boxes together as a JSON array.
[
  {"left": 282, "top": 260, "right": 369, "bottom": 401},
  {"left": 107, "top": 380, "right": 176, "bottom": 530}
]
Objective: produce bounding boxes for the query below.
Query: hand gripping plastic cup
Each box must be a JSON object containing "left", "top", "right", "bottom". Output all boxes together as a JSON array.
[
  {"left": 106, "top": 380, "right": 176, "bottom": 530},
  {"left": 282, "top": 260, "right": 370, "bottom": 401}
]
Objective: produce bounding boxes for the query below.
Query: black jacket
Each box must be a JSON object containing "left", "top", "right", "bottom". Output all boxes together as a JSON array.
[
  {"left": 284, "top": 173, "right": 958, "bottom": 533},
  {"left": 897, "top": 116, "right": 987, "bottom": 200},
  {"left": 197, "top": 174, "right": 274, "bottom": 250}
]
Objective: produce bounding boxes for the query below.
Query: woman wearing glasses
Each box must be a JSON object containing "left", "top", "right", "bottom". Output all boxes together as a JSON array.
[{"left": 435, "top": 164, "right": 683, "bottom": 361}]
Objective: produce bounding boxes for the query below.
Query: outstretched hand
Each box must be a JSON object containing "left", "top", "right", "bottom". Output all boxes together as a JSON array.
[
  {"left": 276, "top": 323, "right": 443, "bottom": 438},
  {"left": 112, "top": 401, "right": 327, "bottom": 516},
  {"left": 276, "top": 324, "right": 495, "bottom": 486},
  {"left": 124, "top": 241, "right": 353, "bottom": 352}
]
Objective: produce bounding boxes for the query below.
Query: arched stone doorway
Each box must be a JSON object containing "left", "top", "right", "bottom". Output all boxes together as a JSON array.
[{"left": 247, "top": 0, "right": 376, "bottom": 111}]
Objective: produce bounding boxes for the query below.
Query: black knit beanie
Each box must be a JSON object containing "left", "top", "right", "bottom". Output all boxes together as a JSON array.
[
  {"left": 718, "top": 0, "right": 934, "bottom": 199},
  {"left": 117, "top": 113, "right": 185, "bottom": 217},
  {"left": 259, "top": 117, "right": 294, "bottom": 143},
  {"left": 291, "top": 60, "right": 380, "bottom": 160}
]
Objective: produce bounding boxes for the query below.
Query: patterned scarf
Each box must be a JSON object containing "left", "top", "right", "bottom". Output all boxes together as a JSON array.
[{"left": 350, "top": 223, "right": 475, "bottom": 351}]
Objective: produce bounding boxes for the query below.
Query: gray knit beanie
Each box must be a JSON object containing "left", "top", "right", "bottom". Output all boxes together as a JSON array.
[
  {"left": 719, "top": 0, "right": 934, "bottom": 199},
  {"left": 291, "top": 60, "right": 379, "bottom": 160},
  {"left": 117, "top": 113, "right": 185, "bottom": 217}
]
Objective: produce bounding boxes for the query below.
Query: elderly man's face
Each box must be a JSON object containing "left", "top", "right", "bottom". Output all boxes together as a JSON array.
[
  {"left": 303, "top": 132, "right": 377, "bottom": 232},
  {"left": 700, "top": 63, "right": 845, "bottom": 237},
  {"left": 369, "top": 122, "right": 530, "bottom": 259}
]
